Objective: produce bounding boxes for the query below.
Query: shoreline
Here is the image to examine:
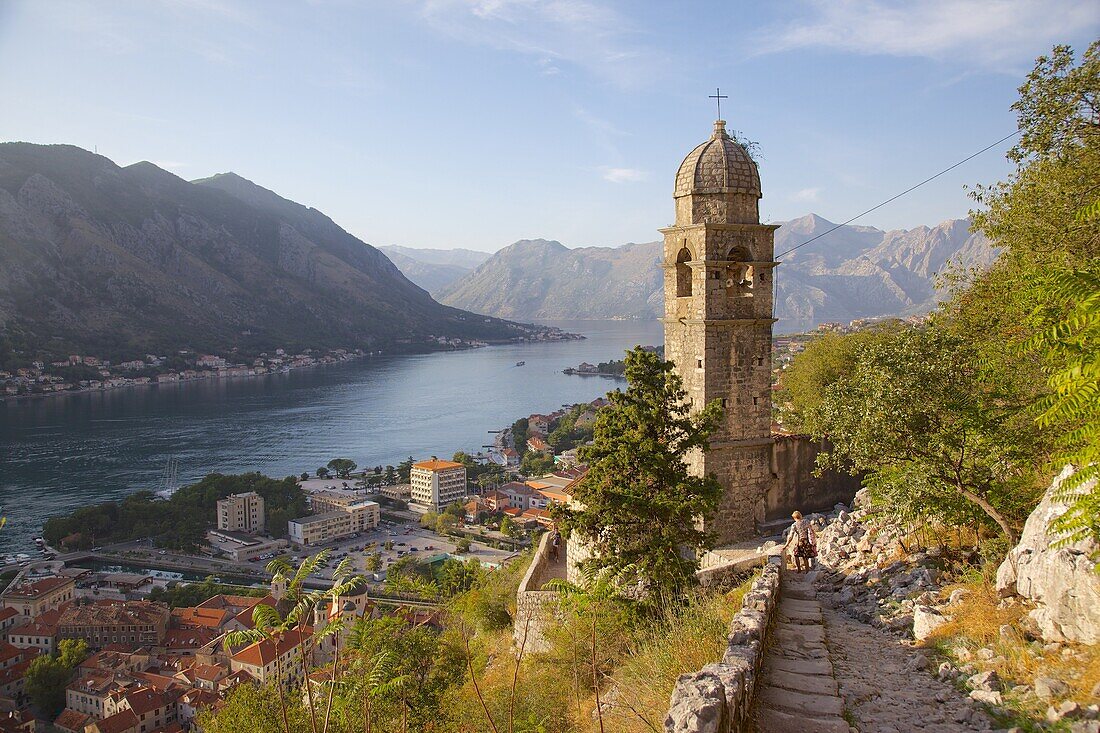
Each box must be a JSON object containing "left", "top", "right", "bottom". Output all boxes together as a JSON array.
[{"left": 0, "top": 331, "right": 585, "bottom": 405}]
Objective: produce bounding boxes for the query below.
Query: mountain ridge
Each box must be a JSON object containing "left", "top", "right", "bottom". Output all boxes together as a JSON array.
[
  {"left": 428, "top": 214, "right": 997, "bottom": 332},
  {"left": 0, "top": 143, "right": 547, "bottom": 365}
]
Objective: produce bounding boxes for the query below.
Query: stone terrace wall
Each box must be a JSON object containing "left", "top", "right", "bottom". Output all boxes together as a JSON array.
[
  {"left": 514, "top": 532, "right": 560, "bottom": 653},
  {"left": 664, "top": 556, "right": 783, "bottom": 733}
]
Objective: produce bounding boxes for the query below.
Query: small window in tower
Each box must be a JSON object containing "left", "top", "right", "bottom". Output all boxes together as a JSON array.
[
  {"left": 721, "top": 398, "right": 728, "bottom": 408},
  {"left": 753, "top": 396, "right": 760, "bottom": 406},
  {"left": 675, "top": 247, "right": 693, "bottom": 297},
  {"left": 696, "top": 359, "right": 703, "bottom": 369}
]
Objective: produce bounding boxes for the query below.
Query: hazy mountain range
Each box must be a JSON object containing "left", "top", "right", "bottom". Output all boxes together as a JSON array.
[
  {"left": 0, "top": 143, "right": 544, "bottom": 363},
  {"left": 377, "top": 245, "right": 490, "bottom": 293},
  {"left": 388, "top": 215, "right": 997, "bottom": 333}
]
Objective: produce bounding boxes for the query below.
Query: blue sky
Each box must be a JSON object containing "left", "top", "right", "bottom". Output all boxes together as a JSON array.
[{"left": 0, "top": 1, "right": 1096, "bottom": 252}]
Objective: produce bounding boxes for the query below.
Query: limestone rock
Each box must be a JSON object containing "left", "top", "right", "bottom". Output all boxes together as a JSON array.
[
  {"left": 968, "top": 670, "right": 1002, "bottom": 692},
  {"left": 1033, "top": 675, "right": 1069, "bottom": 700},
  {"left": 664, "top": 671, "right": 728, "bottom": 733},
  {"left": 913, "top": 605, "right": 950, "bottom": 641},
  {"left": 996, "top": 466, "right": 1100, "bottom": 644}
]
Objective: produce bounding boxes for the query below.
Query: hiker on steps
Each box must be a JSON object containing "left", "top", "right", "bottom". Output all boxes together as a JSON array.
[{"left": 785, "top": 510, "right": 818, "bottom": 573}]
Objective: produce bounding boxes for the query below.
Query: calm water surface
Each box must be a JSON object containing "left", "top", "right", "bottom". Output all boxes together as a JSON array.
[{"left": 0, "top": 320, "right": 661, "bottom": 551}]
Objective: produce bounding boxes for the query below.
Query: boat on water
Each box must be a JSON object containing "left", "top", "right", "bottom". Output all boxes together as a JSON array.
[{"left": 515, "top": 361, "right": 525, "bottom": 367}]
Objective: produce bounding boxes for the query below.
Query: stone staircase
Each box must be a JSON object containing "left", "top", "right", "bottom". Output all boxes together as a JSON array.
[{"left": 752, "top": 571, "right": 851, "bottom": 733}]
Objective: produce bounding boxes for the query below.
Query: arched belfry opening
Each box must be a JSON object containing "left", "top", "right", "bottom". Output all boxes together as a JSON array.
[
  {"left": 675, "top": 247, "right": 693, "bottom": 297},
  {"left": 725, "top": 244, "right": 754, "bottom": 296}
]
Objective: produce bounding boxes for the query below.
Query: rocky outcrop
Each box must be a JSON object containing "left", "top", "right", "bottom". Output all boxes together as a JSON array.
[
  {"left": 664, "top": 558, "right": 781, "bottom": 733},
  {"left": 996, "top": 466, "right": 1100, "bottom": 644}
]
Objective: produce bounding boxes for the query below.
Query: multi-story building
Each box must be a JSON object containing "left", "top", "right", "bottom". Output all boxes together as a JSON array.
[
  {"left": 55, "top": 600, "right": 170, "bottom": 650},
  {"left": 89, "top": 686, "right": 179, "bottom": 733},
  {"left": 410, "top": 459, "right": 467, "bottom": 511},
  {"left": 379, "top": 483, "right": 412, "bottom": 502},
  {"left": 0, "top": 576, "right": 75, "bottom": 618},
  {"left": 228, "top": 628, "right": 308, "bottom": 687},
  {"left": 287, "top": 493, "right": 379, "bottom": 546},
  {"left": 216, "top": 492, "right": 266, "bottom": 534}
]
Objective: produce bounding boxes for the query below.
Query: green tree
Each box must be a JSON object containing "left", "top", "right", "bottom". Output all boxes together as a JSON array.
[
  {"left": 777, "top": 326, "right": 899, "bottom": 429},
  {"left": 384, "top": 465, "right": 396, "bottom": 484},
  {"left": 316, "top": 467, "right": 331, "bottom": 479},
  {"left": 455, "top": 537, "right": 472, "bottom": 553},
  {"left": 397, "top": 457, "right": 415, "bottom": 484},
  {"left": 366, "top": 552, "right": 382, "bottom": 572},
  {"left": 300, "top": 472, "right": 310, "bottom": 482},
  {"left": 327, "top": 458, "right": 357, "bottom": 479},
  {"left": 559, "top": 347, "right": 724, "bottom": 602},
  {"left": 961, "top": 43, "right": 1100, "bottom": 547},
  {"left": 56, "top": 638, "right": 89, "bottom": 668},
  {"left": 499, "top": 516, "right": 515, "bottom": 538},
  {"left": 25, "top": 643, "right": 84, "bottom": 717},
  {"left": 805, "top": 327, "right": 1041, "bottom": 544},
  {"left": 519, "top": 451, "right": 554, "bottom": 477}
]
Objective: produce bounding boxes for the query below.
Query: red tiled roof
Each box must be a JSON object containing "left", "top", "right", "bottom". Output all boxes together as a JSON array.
[
  {"left": 172, "top": 607, "right": 228, "bottom": 629},
  {"left": 52, "top": 708, "right": 91, "bottom": 733},
  {"left": 92, "top": 708, "right": 140, "bottom": 733},
  {"left": 230, "top": 628, "right": 307, "bottom": 668},
  {"left": 0, "top": 575, "right": 72, "bottom": 599}
]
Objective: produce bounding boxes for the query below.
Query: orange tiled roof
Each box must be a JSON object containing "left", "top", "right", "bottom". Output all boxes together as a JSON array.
[
  {"left": 0, "top": 575, "right": 72, "bottom": 599},
  {"left": 230, "top": 628, "right": 307, "bottom": 668},
  {"left": 52, "top": 708, "right": 91, "bottom": 733},
  {"left": 172, "top": 607, "right": 229, "bottom": 629},
  {"left": 0, "top": 608, "right": 18, "bottom": 623},
  {"left": 91, "top": 708, "right": 140, "bottom": 733},
  {"left": 412, "top": 459, "right": 464, "bottom": 471}
]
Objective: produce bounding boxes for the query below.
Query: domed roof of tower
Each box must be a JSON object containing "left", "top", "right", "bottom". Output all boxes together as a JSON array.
[{"left": 674, "top": 120, "right": 760, "bottom": 198}]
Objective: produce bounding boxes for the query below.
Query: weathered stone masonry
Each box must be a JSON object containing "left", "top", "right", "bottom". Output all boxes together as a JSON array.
[{"left": 663, "top": 120, "right": 778, "bottom": 545}]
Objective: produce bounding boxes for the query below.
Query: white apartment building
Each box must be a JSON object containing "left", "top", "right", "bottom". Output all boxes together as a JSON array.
[
  {"left": 410, "top": 459, "right": 468, "bottom": 511},
  {"left": 288, "top": 493, "right": 380, "bottom": 546},
  {"left": 216, "top": 492, "right": 266, "bottom": 534}
]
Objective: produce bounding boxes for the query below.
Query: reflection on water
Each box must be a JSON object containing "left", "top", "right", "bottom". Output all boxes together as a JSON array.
[{"left": 0, "top": 320, "right": 662, "bottom": 551}]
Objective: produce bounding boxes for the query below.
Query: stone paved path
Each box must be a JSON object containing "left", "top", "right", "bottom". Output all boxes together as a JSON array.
[
  {"left": 752, "top": 572, "right": 852, "bottom": 732},
  {"left": 823, "top": 604, "right": 993, "bottom": 733},
  {"left": 752, "top": 569, "right": 994, "bottom": 732}
]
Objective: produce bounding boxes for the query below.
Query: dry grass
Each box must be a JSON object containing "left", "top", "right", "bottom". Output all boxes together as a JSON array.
[
  {"left": 924, "top": 578, "right": 1100, "bottom": 724},
  {"left": 593, "top": 572, "right": 760, "bottom": 733}
]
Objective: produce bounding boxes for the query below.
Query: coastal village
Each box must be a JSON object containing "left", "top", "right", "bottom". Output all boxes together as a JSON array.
[
  {"left": 0, "top": 386, "right": 609, "bottom": 732},
  {"left": 0, "top": 328, "right": 582, "bottom": 400}
]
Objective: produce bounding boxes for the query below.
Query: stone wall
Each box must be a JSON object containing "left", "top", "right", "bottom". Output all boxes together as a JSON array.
[
  {"left": 664, "top": 556, "right": 783, "bottom": 733},
  {"left": 514, "top": 532, "right": 560, "bottom": 653},
  {"left": 764, "top": 434, "right": 860, "bottom": 525}
]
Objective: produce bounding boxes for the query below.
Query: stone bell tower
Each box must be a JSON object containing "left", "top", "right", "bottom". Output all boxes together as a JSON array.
[{"left": 661, "top": 119, "right": 778, "bottom": 545}]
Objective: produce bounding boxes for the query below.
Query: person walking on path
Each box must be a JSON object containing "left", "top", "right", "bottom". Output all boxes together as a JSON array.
[
  {"left": 786, "top": 510, "right": 817, "bottom": 573},
  {"left": 549, "top": 529, "right": 562, "bottom": 561}
]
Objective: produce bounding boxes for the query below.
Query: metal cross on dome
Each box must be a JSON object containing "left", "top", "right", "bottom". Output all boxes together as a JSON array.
[{"left": 709, "top": 87, "right": 728, "bottom": 120}]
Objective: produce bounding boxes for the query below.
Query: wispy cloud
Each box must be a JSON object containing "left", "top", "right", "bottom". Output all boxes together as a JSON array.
[
  {"left": 792, "top": 187, "right": 820, "bottom": 202},
  {"left": 601, "top": 166, "right": 648, "bottom": 183},
  {"left": 758, "top": 0, "right": 1099, "bottom": 71},
  {"left": 414, "top": 0, "right": 666, "bottom": 87}
]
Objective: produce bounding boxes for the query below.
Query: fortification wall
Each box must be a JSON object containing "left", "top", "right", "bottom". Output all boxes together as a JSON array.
[
  {"left": 764, "top": 434, "right": 859, "bottom": 524},
  {"left": 513, "top": 532, "right": 560, "bottom": 653},
  {"left": 664, "top": 557, "right": 783, "bottom": 733}
]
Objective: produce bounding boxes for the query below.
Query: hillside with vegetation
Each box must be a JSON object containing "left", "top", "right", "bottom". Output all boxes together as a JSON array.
[{"left": 0, "top": 145, "right": 552, "bottom": 368}]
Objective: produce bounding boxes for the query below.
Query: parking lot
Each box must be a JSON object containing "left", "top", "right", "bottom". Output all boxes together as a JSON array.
[{"left": 242, "top": 517, "right": 518, "bottom": 584}]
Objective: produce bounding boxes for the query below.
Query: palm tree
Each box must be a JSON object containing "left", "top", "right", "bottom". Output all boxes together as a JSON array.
[
  {"left": 224, "top": 552, "right": 363, "bottom": 733},
  {"left": 320, "top": 558, "right": 367, "bottom": 733}
]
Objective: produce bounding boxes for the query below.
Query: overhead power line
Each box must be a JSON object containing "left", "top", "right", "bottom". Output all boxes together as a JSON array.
[{"left": 774, "top": 128, "right": 1023, "bottom": 261}]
